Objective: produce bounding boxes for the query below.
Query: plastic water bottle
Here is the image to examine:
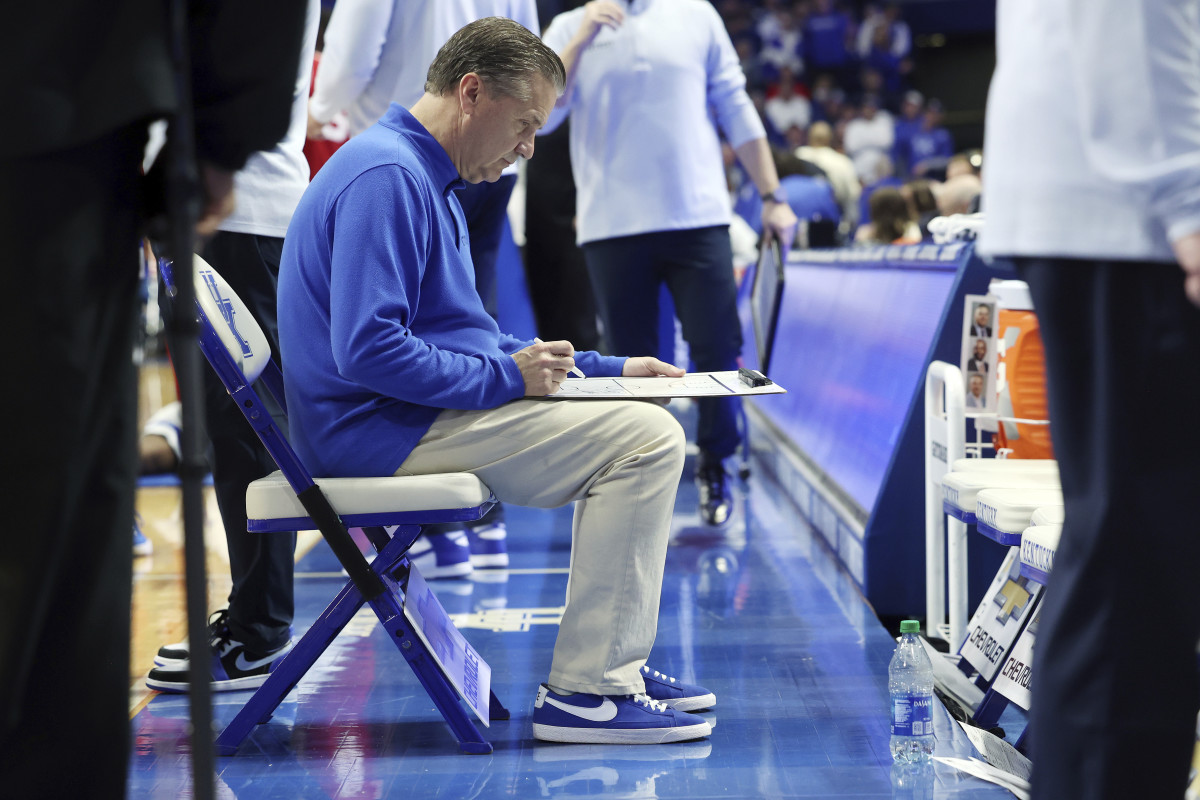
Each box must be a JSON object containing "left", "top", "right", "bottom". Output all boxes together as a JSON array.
[{"left": 889, "top": 619, "right": 935, "bottom": 762}]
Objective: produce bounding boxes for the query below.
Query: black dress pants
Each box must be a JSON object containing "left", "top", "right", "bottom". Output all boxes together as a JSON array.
[
  {"left": 0, "top": 125, "right": 145, "bottom": 799},
  {"left": 1017, "top": 257, "right": 1200, "bottom": 800}
]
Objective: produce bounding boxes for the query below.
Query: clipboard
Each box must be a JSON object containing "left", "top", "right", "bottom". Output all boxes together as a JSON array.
[{"left": 542, "top": 370, "right": 786, "bottom": 399}]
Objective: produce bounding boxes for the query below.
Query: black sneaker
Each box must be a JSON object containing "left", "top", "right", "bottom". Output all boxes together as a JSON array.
[
  {"left": 145, "top": 629, "right": 293, "bottom": 693},
  {"left": 697, "top": 462, "right": 731, "bottom": 526},
  {"left": 153, "top": 608, "right": 229, "bottom": 667}
]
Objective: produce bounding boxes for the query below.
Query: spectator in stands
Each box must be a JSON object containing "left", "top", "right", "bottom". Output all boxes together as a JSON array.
[
  {"left": 857, "top": 152, "right": 904, "bottom": 229},
  {"left": 909, "top": 99, "right": 956, "bottom": 178},
  {"left": 810, "top": 74, "right": 849, "bottom": 125},
  {"left": 900, "top": 178, "right": 939, "bottom": 239},
  {"left": 759, "top": 4, "right": 805, "bottom": 81},
  {"left": 734, "top": 33, "right": 770, "bottom": 94},
  {"left": 804, "top": 0, "right": 857, "bottom": 88},
  {"left": 934, "top": 172, "right": 982, "bottom": 217},
  {"left": 855, "top": 186, "right": 919, "bottom": 244},
  {"left": 542, "top": 0, "right": 798, "bottom": 527},
  {"left": 860, "top": 17, "right": 907, "bottom": 99},
  {"left": 774, "top": 149, "right": 842, "bottom": 247},
  {"left": 946, "top": 148, "right": 983, "bottom": 180},
  {"left": 981, "top": 3, "right": 1200, "bottom": 796},
  {"left": 764, "top": 67, "right": 813, "bottom": 141},
  {"left": 844, "top": 94, "right": 895, "bottom": 181},
  {"left": 856, "top": 2, "right": 912, "bottom": 65},
  {"left": 796, "top": 120, "right": 862, "bottom": 234},
  {"left": 892, "top": 89, "right": 924, "bottom": 176}
]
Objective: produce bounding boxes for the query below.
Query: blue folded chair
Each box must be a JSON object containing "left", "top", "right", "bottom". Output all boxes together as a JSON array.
[{"left": 160, "top": 254, "right": 506, "bottom": 754}]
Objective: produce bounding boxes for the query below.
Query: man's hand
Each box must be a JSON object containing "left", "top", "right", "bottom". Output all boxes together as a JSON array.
[
  {"left": 1172, "top": 230, "right": 1200, "bottom": 308},
  {"left": 513, "top": 339, "right": 578, "bottom": 395},
  {"left": 761, "top": 200, "right": 800, "bottom": 254},
  {"left": 573, "top": 1, "right": 624, "bottom": 49},
  {"left": 195, "top": 163, "right": 236, "bottom": 239},
  {"left": 307, "top": 112, "right": 326, "bottom": 141},
  {"left": 622, "top": 357, "right": 685, "bottom": 378}
]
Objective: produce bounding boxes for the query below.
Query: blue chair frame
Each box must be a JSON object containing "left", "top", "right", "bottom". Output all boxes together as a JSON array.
[{"left": 160, "top": 257, "right": 508, "bottom": 755}]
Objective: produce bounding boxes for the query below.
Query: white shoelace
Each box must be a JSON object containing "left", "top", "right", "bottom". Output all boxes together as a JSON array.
[
  {"left": 631, "top": 693, "right": 669, "bottom": 713},
  {"left": 642, "top": 666, "right": 678, "bottom": 684}
]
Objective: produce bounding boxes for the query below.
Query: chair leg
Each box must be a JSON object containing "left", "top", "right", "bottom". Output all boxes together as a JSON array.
[
  {"left": 367, "top": 580, "right": 494, "bottom": 754},
  {"left": 217, "top": 522, "right": 501, "bottom": 756},
  {"left": 216, "top": 578, "right": 368, "bottom": 755}
]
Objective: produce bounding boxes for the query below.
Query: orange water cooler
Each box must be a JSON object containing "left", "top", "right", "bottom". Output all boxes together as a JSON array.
[{"left": 992, "top": 280, "right": 1054, "bottom": 459}]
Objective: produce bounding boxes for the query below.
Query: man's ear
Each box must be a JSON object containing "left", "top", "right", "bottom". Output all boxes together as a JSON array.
[{"left": 459, "top": 72, "right": 483, "bottom": 114}]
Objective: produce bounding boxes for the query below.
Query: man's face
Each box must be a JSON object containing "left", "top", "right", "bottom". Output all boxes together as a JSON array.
[
  {"left": 974, "top": 339, "right": 986, "bottom": 359},
  {"left": 970, "top": 376, "right": 984, "bottom": 397},
  {"left": 975, "top": 306, "right": 990, "bottom": 327},
  {"left": 459, "top": 74, "right": 557, "bottom": 184}
]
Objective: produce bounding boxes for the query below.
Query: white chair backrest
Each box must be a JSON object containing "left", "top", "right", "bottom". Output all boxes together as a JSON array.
[{"left": 192, "top": 253, "right": 273, "bottom": 384}]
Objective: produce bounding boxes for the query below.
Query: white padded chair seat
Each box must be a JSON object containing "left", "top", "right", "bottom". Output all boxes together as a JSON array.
[
  {"left": 975, "top": 487, "right": 1065, "bottom": 545},
  {"left": 1019, "top": 523, "right": 1062, "bottom": 583},
  {"left": 950, "top": 458, "right": 1058, "bottom": 474},
  {"left": 247, "top": 470, "right": 492, "bottom": 523},
  {"left": 942, "top": 470, "right": 1061, "bottom": 519},
  {"left": 1030, "top": 505, "right": 1065, "bottom": 527}
]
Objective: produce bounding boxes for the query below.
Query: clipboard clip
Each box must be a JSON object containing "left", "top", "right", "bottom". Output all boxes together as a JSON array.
[{"left": 738, "top": 367, "right": 773, "bottom": 388}]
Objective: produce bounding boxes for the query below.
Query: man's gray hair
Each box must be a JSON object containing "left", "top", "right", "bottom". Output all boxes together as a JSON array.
[{"left": 425, "top": 17, "right": 566, "bottom": 101}]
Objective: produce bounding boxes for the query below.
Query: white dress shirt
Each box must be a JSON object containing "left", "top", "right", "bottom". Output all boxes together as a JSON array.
[
  {"left": 979, "top": 0, "right": 1200, "bottom": 262},
  {"left": 541, "top": 0, "right": 766, "bottom": 245},
  {"left": 310, "top": 0, "right": 539, "bottom": 137}
]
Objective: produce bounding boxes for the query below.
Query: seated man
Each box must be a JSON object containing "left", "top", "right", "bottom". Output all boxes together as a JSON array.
[{"left": 277, "top": 17, "right": 714, "bottom": 745}]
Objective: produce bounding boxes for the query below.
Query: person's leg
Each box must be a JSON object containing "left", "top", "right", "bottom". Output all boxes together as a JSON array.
[
  {"left": 395, "top": 399, "right": 684, "bottom": 694},
  {"left": 456, "top": 174, "right": 517, "bottom": 321},
  {"left": 0, "top": 126, "right": 143, "bottom": 799},
  {"left": 199, "top": 232, "right": 295, "bottom": 653},
  {"left": 1018, "top": 257, "right": 1200, "bottom": 799},
  {"left": 658, "top": 226, "right": 743, "bottom": 461},
  {"left": 582, "top": 233, "right": 664, "bottom": 361}
]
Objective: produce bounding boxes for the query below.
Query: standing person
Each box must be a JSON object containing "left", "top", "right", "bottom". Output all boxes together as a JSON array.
[
  {"left": 979, "top": 0, "right": 1200, "bottom": 796},
  {"left": 144, "top": 0, "right": 322, "bottom": 693},
  {"left": 307, "top": 0, "right": 542, "bottom": 569},
  {"left": 279, "top": 17, "right": 716, "bottom": 744},
  {"left": 541, "top": 0, "right": 799, "bottom": 526},
  {"left": 0, "top": 3, "right": 304, "bottom": 798}
]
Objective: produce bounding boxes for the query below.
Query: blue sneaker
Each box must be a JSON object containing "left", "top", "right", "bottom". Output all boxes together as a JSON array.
[
  {"left": 133, "top": 517, "right": 153, "bottom": 557},
  {"left": 466, "top": 521, "right": 508, "bottom": 568},
  {"left": 408, "top": 529, "right": 473, "bottom": 579},
  {"left": 640, "top": 666, "right": 716, "bottom": 712},
  {"left": 532, "top": 684, "right": 711, "bottom": 744}
]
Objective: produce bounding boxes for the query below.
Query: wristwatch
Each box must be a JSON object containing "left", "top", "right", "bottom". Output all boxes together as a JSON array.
[{"left": 761, "top": 187, "right": 787, "bottom": 204}]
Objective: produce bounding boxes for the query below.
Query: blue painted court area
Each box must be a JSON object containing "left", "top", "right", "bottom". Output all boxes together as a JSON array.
[{"left": 128, "top": 450, "right": 1014, "bottom": 798}]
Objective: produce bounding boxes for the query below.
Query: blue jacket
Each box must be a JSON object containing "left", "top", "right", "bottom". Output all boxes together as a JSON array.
[{"left": 278, "top": 103, "right": 624, "bottom": 477}]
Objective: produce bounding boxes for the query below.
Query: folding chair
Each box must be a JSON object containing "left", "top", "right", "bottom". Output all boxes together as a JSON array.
[{"left": 159, "top": 254, "right": 508, "bottom": 755}]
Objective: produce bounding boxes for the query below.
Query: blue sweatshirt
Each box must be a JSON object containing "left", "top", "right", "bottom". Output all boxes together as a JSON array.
[{"left": 278, "top": 103, "right": 625, "bottom": 477}]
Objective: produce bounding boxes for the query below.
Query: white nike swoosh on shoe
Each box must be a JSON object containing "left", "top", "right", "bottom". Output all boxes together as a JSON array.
[
  {"left": 543, "top": 695, "right": 619, "bottom": 722},
  {"left": 234, "top": 651, "right": 281, "bottom": 672}
]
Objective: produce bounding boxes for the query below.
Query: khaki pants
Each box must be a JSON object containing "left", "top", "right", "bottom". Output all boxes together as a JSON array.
[{"left": 395, "top": 398, "right": 685, "bottom": 695}]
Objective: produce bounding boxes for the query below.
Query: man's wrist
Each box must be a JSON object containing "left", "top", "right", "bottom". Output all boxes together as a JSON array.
[{"left": 761, "top": 187, "right": 787, "bottom": 204}]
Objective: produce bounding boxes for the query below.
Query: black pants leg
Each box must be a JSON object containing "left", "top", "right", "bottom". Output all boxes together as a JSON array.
[
  {"left": 199, "top": 232, "right": 295, "bottom": 653},
  {"left": 456, "top": 174, "right": 517, "bottom": 322},
  {"left": 583, "top": 227, "right": 743, "bottom": 461},
  {"left": 0, "top": 126, "right": 145, "bottom": 799},
  {"left": 1017, "top": 257, "right": 1200, "bottom": 799}
]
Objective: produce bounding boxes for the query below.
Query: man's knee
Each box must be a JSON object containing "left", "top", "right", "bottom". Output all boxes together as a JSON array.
[{"left": 621, "top": 402, "right": 686, "bottom": 464}]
